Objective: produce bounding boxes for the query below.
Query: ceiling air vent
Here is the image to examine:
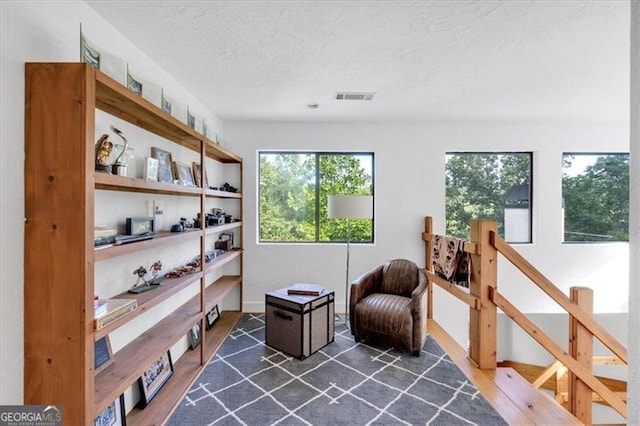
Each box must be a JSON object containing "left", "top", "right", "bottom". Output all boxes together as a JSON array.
[{"left": 336, "top": 92, "right": 376, "bottom": 101}]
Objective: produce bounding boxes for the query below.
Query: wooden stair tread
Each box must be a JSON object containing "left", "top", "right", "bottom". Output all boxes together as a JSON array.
[
  {"left": 485, "top": 367, "right": 582, "bottom": 425},
  {"left": 427, "top": 319, "right": 535, "bottom": 425}
]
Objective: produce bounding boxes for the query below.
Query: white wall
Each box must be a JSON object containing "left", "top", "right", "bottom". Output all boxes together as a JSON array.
[
  {"left": 0, "top": 1, "right": 224, "bottom": 405},
  {"left": 227, "top": 121, "right": 629, "bottom": 311}
]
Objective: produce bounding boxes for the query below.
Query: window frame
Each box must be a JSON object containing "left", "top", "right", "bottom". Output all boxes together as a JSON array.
[
  {"left": 562, "top": 152, "right": 629, "bottom": 244},
  {"left": 445, "top": 151, "right": 533, "bottom": 244},
  {"left": 258, "top": 150, "right": 375, "bottom": 244}
]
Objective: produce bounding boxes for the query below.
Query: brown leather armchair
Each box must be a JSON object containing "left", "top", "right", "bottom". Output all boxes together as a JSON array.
[{"left": 349, "top": 259, "right": 428, "bottom": 356}]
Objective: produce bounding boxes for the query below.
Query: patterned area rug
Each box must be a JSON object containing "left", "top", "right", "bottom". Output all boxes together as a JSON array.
[{"left": 168, "top": 314, "right": 507, "bottom": 426}]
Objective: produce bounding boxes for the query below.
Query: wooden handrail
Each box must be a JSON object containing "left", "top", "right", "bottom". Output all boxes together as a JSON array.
[
  {"left": 489, "top": 287, "right": 627, "bottom": 417},
  {"left": 490, "top": 231, "right": 628, "bottom": 365},
  {"left": 425, "top": 270, "right": 482, "bottom": 309}
]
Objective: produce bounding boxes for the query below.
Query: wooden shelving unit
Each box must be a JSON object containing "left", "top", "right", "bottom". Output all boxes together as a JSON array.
[{"left": 24, "top": 63, "right": 243, "bottom": 425}]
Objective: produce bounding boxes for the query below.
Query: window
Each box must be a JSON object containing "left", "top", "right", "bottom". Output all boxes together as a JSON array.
[
  {"left": 562, "top": 153, "right": 629, "bottom": 242},
  {"left": 446, "top": 152, "right": 532, "bottom": 243},
  {"left": 259, "top": 152, "right": 374, "bottom": 243}
]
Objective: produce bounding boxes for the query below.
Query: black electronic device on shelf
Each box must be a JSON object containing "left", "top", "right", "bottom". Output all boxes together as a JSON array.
[{"left": 114, "top": 232, "right": 155, "bottom": 245}]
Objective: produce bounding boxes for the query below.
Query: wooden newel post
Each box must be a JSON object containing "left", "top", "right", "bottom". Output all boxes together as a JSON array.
[
  {"left": 568, "top": 286, "right": 593, "bottom": 424},
  {"left": 468, "top": 219, "right": 498, "bottom": 369}
]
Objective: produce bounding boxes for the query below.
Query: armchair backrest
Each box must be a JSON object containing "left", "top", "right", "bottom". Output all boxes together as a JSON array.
[{"left": 380, "top": 259, "right": 419, "bottom": 297}]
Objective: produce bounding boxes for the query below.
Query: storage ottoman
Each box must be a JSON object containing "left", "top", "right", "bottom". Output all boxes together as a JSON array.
[{"left": 265, "top": 287, "right": 335, "bottom": 359}]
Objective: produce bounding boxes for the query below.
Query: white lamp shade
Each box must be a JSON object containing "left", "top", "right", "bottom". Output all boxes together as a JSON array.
[{"left": 327, "top": 195, "right": 373, "bottom": 219}]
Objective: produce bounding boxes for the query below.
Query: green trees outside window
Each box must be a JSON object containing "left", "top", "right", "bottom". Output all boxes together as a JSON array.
[
  {"left": 563, "top": 153, "right": 629, "bottom": 242},
  {"left": 446, "top": 152, "right": 532, "bottom": 242},
  {"left": 259, "top": 152, "right": 374, "bottom": 243}
]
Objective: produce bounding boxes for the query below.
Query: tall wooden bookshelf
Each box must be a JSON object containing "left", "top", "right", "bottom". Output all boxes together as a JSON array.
[{"left": 24, "top": 63, "right": 243, "bottom": 425}]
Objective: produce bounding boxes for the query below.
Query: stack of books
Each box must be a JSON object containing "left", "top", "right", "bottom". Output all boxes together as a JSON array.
[
  {"left": 94, "top": 298, "right": 137, "bottom": 330},
  {"left": 94, "top": 227, "right": 117, "bottom": 249},
  {"left": 287, "top": 283, "right": 325, "bottom": 296}
]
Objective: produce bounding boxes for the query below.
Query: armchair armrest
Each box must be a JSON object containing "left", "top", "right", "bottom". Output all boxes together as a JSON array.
[
  {"left": 411, "top": 268, "right": 429, "bottom": 352},
  {"left": 349, "top": 265, "right": 383, "bottom": 319},
  {"left": 351, "top": 265, "right": 383, "bottom": 303}
]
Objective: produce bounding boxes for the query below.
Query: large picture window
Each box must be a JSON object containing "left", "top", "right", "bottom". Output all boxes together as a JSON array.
[
  {"left": 446, "top": 152, "right": 532, "bottom": 243},
  {"left": 259, "top": 152, "right": 374, "bottom": 243},
  {"left": 562, "top": 153, "right": 629, "bottom": 242}
]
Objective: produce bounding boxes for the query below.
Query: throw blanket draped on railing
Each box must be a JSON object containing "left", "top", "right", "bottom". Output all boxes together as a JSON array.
[{"left": 431, "top": 234, "right": 470, "bottom": 288}]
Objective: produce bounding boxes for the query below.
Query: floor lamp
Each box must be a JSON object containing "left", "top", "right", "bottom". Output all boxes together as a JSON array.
[{"left": 327, "top": 195, "right": 373, "bottom": 327}]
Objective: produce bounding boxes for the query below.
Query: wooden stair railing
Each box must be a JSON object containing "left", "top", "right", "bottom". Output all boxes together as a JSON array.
[{"left": 422, "top": 215, "right": 628, "bottom": 422}]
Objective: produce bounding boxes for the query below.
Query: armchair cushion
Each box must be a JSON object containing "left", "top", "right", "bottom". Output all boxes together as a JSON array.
[{"left": 381, "top": 259, "right": 420, "bottom": 296}]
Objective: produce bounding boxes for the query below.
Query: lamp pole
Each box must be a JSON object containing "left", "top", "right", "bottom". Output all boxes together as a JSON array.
[{"left": 345, "top": 218, "right": 351, "bottom": 327}]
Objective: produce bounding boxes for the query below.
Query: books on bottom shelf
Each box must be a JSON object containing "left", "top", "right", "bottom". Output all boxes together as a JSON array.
[
  {"left": 287, "top": 283, "right": 325, "bottom": 296},
  {"left": 94, "top": 298, "right": 137, "bottom": 330}
]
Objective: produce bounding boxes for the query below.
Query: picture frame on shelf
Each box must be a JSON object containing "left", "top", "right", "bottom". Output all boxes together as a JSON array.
[
  {"left": 192, "top": 162, "right": 207, "bottom": 188},
  {"left": 151, "top": 147, "right": 174, "bottom": 184},
  {"left": 187, "top": 110, "right": 195, "bottom": 129},
  {"left": 80, "top": 28, "right": 126, "bottom": 85},
  {"left": 188, "top": 322, "right": 201, "bottom": 349},
  {"left": 94, "top": 336, "right": 114, "bottom": 375},
  {"left": 205, "top": 305, "right": 220, "bottom": 330},
  {"left": 94, "top": 394, "right": 126, "bottom": 426},
  {"left": 161, "top": 93, "right": 172, "bottom": 114},
  {"left": 126, "top": 70, "right": 142, "bottom": 96},
  {"left": 80, "top": 31, "right": 100, "bottom": 69},
  {"left": 173, "top": 161, "right": 195, "bottom": 187},
  {"left": 144, "top": 157, "right": 159, "bottom": 182},
  {"left": 137, "top": 351, "right": 174, "bottom": 408}
]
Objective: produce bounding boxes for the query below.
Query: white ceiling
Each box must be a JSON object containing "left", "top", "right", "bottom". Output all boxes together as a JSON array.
[{"left": 85, "top": 1, "right": 630, "bottom": 123}]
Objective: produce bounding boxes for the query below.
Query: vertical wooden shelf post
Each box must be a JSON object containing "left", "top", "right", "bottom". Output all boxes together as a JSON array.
[{"left": 24, "top": 63, "right": 95, "bottom": 424}]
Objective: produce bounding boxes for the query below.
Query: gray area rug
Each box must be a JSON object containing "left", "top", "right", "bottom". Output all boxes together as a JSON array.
[{"left": 168, "top": 314, "right": 507, "bottom": 426}]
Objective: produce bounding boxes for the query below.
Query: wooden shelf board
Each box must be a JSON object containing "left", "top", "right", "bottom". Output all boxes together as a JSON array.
[
  {"left": 204, "top": 222, "right": 242, "bottom": 235},
  {"left": 205, "top": 275, "right": 242, "bottom": 311},
  {"left": 94, "top": 253, "right": 242, "bottom": 339},
  {"left": 204, "top": 139, "right": 242, "bottom": 164},
  {"left": 203, "top": 249, "right": 242, "bottom": 273},
  {"left": 95, "top": 70, "right": 240, "bottom": 163},
  {"left": 94, "top": 305, "right": 201, "bottom": 415},
  {"left": 94, "top": 272, "right": 203, "bottom": 341},
  {"left": 95, "top": 172, "right": 204, "bottom": 196},
  {"left": 125, "top": 311, "right": 242, "bottom": 425},
  {"left": 93, "top": 275, "right": 242, "bottom": 415},
  {"left": 206, "top": 189, "right": 242, "bottom": 199},
  {"left": 94, "top": 230, "right": 202, "bottom": 261}
]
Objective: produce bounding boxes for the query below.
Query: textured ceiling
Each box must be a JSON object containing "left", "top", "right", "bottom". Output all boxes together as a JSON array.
[{"left": 85, "top": 1, "right": 630, "bottom": 123}]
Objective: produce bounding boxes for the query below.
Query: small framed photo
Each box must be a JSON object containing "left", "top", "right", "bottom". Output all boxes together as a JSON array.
[
  {"left": 205, "top": 305, "right": 220, "bottom": 330},
  {"left": 94, "top": 336, "right": 114, "bottom": 375},
  {"left": 151, "top": 147, "right": 174, "bottom": 184},
  {"left": 192, "top": 162, "right": 208, "bottom": 188},
  {"left": 173, "top": 161, "right": 195, "bottom": 187},
  {"left": 187, "top": 110, "right": 195, "bottom": 129},
  {"left": 94, "top": 394, "right": 125, "bottom": 426},
  {"left": 188, "top": 322, "right": 201, "bottom": 349},
  {"left": 144, "top": 157, "right": 159, "bottom": 182},
  {"left": 138, "top": 351, "right": 174, "bottom": 408},
  {"left": 127, "top": 70, "right": 142, "bottom": 96},
  {"left": 161, "top": 94, "right": 172, "bottom": 114}
]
